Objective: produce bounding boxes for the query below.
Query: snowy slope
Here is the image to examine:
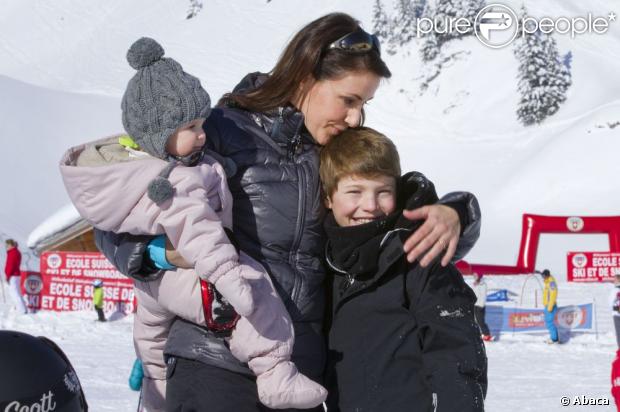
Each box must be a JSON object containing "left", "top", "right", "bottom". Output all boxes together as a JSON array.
[
  {"left": 1, "top": 276, "right": 617, "bottom": 412},
  {"left": 0, "top": 1, "right": 619, "bottom": 410},
  {"left": 1, "top": 0, "right": 618, "bottom": 276}
]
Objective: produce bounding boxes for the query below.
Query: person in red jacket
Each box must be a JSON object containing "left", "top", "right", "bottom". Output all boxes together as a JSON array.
[
  {"left": 4, "top": 239, "right": 27, "bottom": 314},
  {"left": 612, "top": 349, "right": 620, "bottom": 411}
]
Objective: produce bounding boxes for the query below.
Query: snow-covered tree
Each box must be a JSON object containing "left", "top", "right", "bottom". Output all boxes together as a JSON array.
[
  {"left": 390, "top": 0, "right": 418, "bottom": 46},
  {"left": 460, "top": 0, "right": 486, "bottom": 24},
  {"left": 563, "top": 51, "right": 573, "bottom": 71},
  {"left": 433, "top": 0, "right": 463, "bottom": 43},
  {"left": 514, "top": 10, "right": 572, "bottom": 126},
  {"left": 411, "top": 0, "right": 427, "bottom": 18},
  {"left": 419, "top": 0, "right": 484, "bottom": 60},
  {"left": 186, "top": 0, "right": 203, "bottom": 20},
  {"left": 420, "top": 31, "right": 440, "bottom": 61},
  {"left": 373, "top": 0, "right": 391, "bottom": 41}
]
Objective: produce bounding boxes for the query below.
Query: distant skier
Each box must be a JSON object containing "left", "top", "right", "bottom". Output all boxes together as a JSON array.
[
  {"left": 92, "top": 279, "right": 106, "bottom": 322},
  {"left": 541, "top": 269, "right": 559, "bottom": 344},
  {"left": 4, "top": 239, "right": 27, "bottom": 314},
  {"left": 472, "top": 272, "right": 493, "bottom": 341}
]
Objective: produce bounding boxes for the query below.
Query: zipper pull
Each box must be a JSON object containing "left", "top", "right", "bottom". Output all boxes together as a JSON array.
[
  {"left": 288, "top": 134, "right": 301, "bottom": 161},
  {"left": 292, "top": 134, "right": 301, "bottom": 155},
  {"left": 339, "top": 274, "right": 355, "bottom": 296}
]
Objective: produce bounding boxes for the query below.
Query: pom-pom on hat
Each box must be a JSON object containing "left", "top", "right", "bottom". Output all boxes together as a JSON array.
[
  {"left": 126, "top": 37, "right": 165, "bottom": 69},
  {"left": 121, "top": 37, "right": 211, "bottom": 160}
]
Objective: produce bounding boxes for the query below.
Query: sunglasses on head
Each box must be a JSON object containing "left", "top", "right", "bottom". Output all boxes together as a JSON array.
[{"left": 327, "top": 28, "right": 381, "bottom": 55}]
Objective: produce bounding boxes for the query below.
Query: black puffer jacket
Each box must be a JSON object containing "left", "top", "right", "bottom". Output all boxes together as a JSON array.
[
  {"left": 325, "top": 173, "right": 487, "bottom": 412},
  {"left": 94, "top": 73, "right": 482, "bottom": 381}
]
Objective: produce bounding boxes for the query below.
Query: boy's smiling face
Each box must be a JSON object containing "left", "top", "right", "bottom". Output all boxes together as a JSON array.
[{"left": 326, "top": 174, "right": 397, "bottom": 227}]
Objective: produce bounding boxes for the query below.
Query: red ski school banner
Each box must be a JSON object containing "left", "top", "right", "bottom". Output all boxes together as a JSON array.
[
  {"left": 567, "top": 251, "right": 620, "bottom": 282},
  {"left": 24, "top": 251, "right": 135, "bottom": 313}
]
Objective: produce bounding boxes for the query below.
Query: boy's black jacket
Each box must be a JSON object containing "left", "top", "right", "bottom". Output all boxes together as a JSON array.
[{"left": 325, "top": 172, "right": 488, "bottom": 412}]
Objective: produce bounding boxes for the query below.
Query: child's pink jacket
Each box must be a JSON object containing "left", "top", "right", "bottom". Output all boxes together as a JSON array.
[
  {"left": 60, "top": 136, "right": 240, "bottom": 282},
  {"left": 60, "top": 136, "right": 326, "bottom": 411}
]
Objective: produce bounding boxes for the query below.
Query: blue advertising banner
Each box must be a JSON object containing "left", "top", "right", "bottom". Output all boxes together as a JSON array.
[
  {"left": 485, "top": 303, "right": 593, "bottom": 333},
  {"left": 486, "top": 289, "right": 509, "bottom": 302}
]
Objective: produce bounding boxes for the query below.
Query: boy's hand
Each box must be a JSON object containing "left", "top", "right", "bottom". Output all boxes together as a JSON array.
[{"left": 402, "top": 205, "right": 461, "bottom": 267}]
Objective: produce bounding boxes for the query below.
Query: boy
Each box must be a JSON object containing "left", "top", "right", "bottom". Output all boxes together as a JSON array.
[
  {"left": 60, "top": 37, "right": 325, "bottom": 410},
  {"left": 322, "top": 127, "right": 487, "bottom": 412},
  {"left": 92, "top": 279, "right": 106, "bottom": 322}
]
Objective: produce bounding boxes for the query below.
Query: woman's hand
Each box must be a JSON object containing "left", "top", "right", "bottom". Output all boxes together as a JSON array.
[
  {"left": 402, "top": 204, "right": 461, "bottom": 267},
  {"left": 165, "top": 237, "right": 192, "bottom": 269}
]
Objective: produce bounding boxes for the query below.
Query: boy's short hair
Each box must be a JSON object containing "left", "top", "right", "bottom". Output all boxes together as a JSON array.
[
  {"left": 320, "top": 127, "right": 401, "bottom": 198},
  {"left": 5, "top": 239, "right": 17, "bottom": 247}
]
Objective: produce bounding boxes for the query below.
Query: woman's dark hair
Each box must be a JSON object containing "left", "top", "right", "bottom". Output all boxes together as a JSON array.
[{"left": 220, "top": 13, "right": 391, "bottom": 112}]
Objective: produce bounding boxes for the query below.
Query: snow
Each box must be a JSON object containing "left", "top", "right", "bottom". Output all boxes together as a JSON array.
[
  {"left": 26, "top": 203, "right": 81, "bottom": 249},
  {"left": 1, "top": 0, "right": 619, "bottom": 410},
  {"left": 1, "top": 276, "right": 617, "bottom": 411},
  {"left": 468, "top": 275, "right": 618, "bottom": 411}
]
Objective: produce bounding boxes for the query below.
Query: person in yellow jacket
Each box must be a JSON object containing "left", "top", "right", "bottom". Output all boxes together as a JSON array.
[
  {"left": 92, "top": 279, "right": 106, "bottom": 322},
  {"left": 541, "top": 269, "right": 559, "bottom": 343}
]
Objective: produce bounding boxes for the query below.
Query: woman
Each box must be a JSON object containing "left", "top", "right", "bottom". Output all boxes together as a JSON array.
[
  {"left": 97, "top": 13, "right": 481, "bottom": 411},
  {"left": 4, "top": 239, "right": 27, "bottom": 315}
]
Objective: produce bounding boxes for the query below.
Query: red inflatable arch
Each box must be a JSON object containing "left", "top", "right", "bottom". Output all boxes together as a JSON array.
[{"left": 456, "top": 214, "right": 620, "bottom": 275}]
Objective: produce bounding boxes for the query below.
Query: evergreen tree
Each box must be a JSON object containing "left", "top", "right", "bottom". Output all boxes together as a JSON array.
[
  {"left": 420, "top": 31, "right": 440, "bottom": 61},
  {"left": 433, "top": 0, "right": 463, "bottom": 44},
  {"left": 541, "top": 32, "right": 572, "bottom": 98},
  {"left": 420, "top": 0, "right": 483, "bottom": 59},
  {"left": 186, "top": 0, "right": 203, "bottom": 20},
  {"left": 412, "top": 0, "right": 427, "bottom": 18},
  {"left": 562, "top": 51, "right": 573, "bottom": 71},
  {"left": 391, "top": 0, "right": 418, "bottom": 46},
  {"left": 514, "top": 14, "right": 572, "bottom": 125},
  {"left": 372, "top": 0, "right": 391, "bottom": 41},
  {"left": 460, "top": 0, "right": 486, "bottom": 24}
]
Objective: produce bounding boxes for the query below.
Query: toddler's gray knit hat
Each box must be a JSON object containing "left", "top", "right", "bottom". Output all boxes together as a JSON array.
[{"left": 121, "top": 37, "right": 211, "bottom": 160}]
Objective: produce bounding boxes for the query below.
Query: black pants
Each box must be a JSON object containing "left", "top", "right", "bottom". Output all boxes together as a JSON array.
[
  {"left": 474, "top": 306, "right": 490, "bottom": 336},
  {"left": 166, "top": 357, "right": 324, "bottom": 412},
  {"left": 95, "top": 307, "right": 106, "bottom": 322}
]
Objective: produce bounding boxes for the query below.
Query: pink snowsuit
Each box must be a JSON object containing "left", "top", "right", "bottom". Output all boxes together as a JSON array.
[{"left": 60, "top": 136, "right": 327, "bottom": 410}]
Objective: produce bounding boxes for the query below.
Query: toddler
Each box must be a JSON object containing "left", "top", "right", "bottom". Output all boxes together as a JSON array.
[{"left": 60, "top": 37, "right": 326, "bottom": 410}]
